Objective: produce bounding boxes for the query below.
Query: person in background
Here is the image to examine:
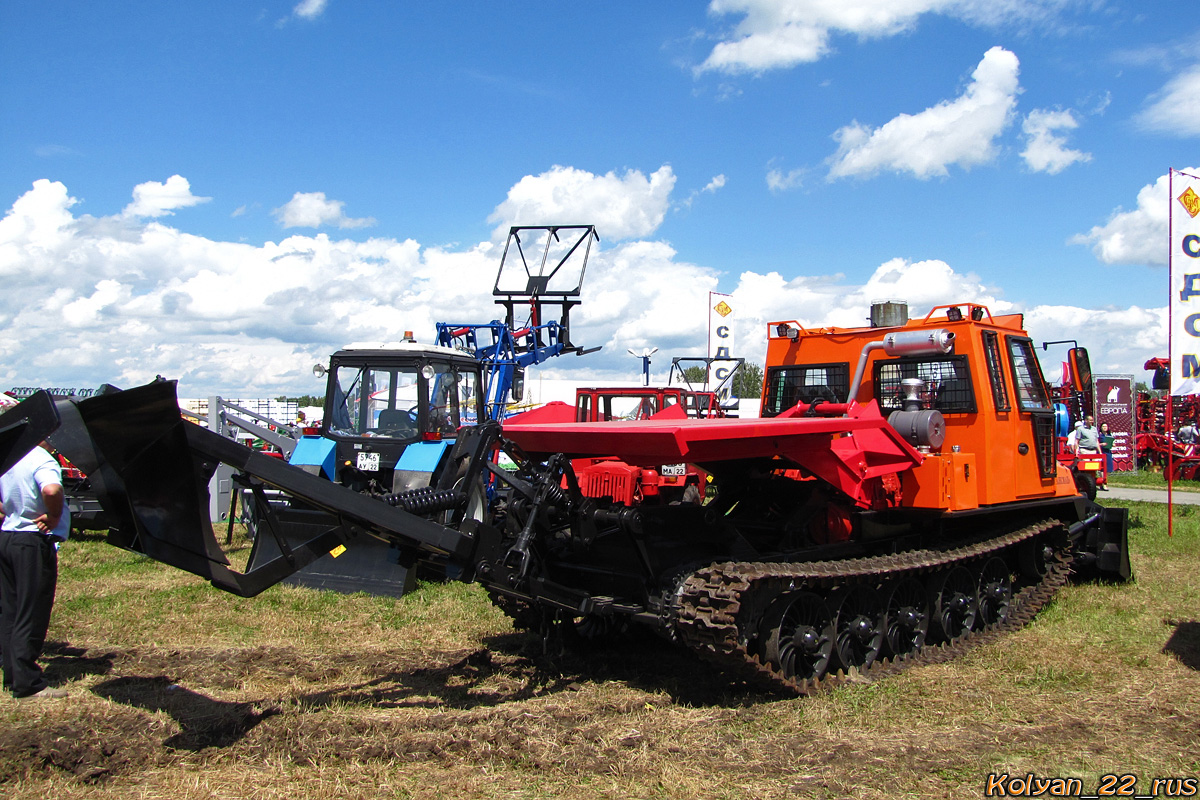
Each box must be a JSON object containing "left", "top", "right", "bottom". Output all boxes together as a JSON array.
[
  {"left": 0, "top": 441, "right": 70, "bottom": 699},
  {"left": 1067, "top": 421, "right": 1082, "bottom": 454},
  {"left": 1075, "top": 415, "right": 1101, "bottom": 455},
  {"left": 1099, "top": 422, "right": 1115, "bottom": 490},
  {"left": 1178, "top": 420, "right": 1198, "bottom": 445}
]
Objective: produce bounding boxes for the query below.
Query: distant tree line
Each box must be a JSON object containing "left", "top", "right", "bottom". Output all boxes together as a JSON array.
[
  {"left": 681, "top": 363, "right": 765, "bottom": 399},
  {"left": 278, "top": 395, "right": 324, "bottom": 408}
]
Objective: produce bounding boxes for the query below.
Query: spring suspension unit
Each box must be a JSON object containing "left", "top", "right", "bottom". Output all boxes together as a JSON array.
[
  {"left": 504, "top": 454, "right": 568, "bottom": 582},
  {"left": 383, "top": 486, "right": 460, "bottom": 515}
]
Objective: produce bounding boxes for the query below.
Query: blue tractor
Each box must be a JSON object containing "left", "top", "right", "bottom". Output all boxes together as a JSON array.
[{"left": 252, "top": 225, "right": 600, "bottom": 594}]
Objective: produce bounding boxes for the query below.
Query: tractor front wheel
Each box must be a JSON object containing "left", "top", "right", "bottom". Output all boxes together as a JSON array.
[{"left": 1073, "top": 470, "right": 1097, "bottom": 501}]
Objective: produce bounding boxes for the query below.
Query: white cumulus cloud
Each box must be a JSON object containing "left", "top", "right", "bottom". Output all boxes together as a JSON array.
[
  {"left": 1069, "top": 169, "right": 1200, "bottom": 266},
  {"left": 715, "top": 257, "right": 1164, "bottom": 388},
  {"left": 828, "top": 47, "right": 1020, "bottom": 180},
  {"left": 1136, "top": 65, "right": 1200, "bottom": 137},
  {"left": 1021, "top": 108, "right": 1091, "bottom": 174},
  {"left": 681, "top": 174, "right": 728, "bottom": 208},
  {"left": 0, "top": 172, "right": 1170, "bottom": 397},
  {"left": 293, "top": 0, "right": 328, "bottom": 20},
  {"left": 487, "top": 165, "right": 676, "bottom": 241},
  {"left": 274, "top": 191, "right": 377, "bottom": 229},
  {"left": 697, "top": 0, "right": 1068, "bottom": 75},
  {"left": 123, "top": 175, "right": 211, "bottom": 218},
  {"left": 766, "top": 166, "right": 805, "bottom": 192}
]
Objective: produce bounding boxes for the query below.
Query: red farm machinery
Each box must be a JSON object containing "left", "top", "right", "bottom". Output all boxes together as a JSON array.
[{"left": 1133, "top": 357, "right": 1200, "bottom": 478}]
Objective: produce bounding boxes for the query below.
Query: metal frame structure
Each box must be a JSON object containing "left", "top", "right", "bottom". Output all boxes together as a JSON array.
[{"left": 438, "top": 225, "right": 601, "bottom": 420}]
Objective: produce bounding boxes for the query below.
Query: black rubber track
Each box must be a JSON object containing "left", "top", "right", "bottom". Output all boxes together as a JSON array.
[{"left": 672, "top": 519, "right": 1071, "bottom": 696}]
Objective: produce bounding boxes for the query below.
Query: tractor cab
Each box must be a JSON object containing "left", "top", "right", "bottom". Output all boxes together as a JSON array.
[
  {"left": 573, "top": 386, "right": 726, "bottom": 422},
  {"left": 311, "top": 339, "right": 483, "bottom": 494},
  {"left": 761, "top": 302, "right": 1084, "bottom": 510}
]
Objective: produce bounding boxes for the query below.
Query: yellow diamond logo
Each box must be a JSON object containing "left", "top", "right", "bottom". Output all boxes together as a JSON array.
[
  {"left": 714, "top": 301, "right": 732, "bottom": 317},
  {"left": 1179, "top": 187, "right": 1200, "bottom": 218}
]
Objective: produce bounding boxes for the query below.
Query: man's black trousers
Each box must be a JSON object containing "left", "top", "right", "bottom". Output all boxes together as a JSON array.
[{"left": 0, "top": 531, "right": 58, "bottom": 697}]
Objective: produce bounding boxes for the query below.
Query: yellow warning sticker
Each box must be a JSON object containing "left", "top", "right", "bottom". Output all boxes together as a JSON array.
[{"left": 330, "top": 544, "right": 347, "bottom": 558}]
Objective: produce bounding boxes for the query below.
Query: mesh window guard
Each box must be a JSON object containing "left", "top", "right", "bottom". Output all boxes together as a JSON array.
[
  {"left": 873, "top": 356, "right": 977, "bottom": 414},
  {"left": 762, "top": 363, "right": 850, "bottom": 417}
]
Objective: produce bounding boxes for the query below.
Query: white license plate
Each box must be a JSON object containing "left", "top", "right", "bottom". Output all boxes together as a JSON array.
[
  {"left": 660, "top": 463, "right": 687, "bottom": 476},
  {"left": 356, "top": 451, "right": 381, "bottom": 471}
]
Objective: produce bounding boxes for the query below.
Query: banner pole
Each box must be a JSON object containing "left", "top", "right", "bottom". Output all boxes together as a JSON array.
[{"left": 1169, "top": 168, "right": 1175, "bottom": 538}]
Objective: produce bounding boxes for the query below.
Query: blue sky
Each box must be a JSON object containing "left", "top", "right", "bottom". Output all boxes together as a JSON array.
[{"left": 1, "top": 1, "right": 1196, "bottom": 395}]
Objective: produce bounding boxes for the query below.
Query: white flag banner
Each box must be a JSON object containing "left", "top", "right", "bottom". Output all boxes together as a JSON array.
[
  {"left": 708, "top": 292, "right": 737, "bottom": 401},
  {"left": 1170, "top": 168, "right": 1200, "bottom": 395}
]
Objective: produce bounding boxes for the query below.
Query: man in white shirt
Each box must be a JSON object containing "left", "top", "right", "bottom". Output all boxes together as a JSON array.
[
  {"left": 1075, "top": 415, "right": 1101, "bottom": 454},
  {"left": 0, "top": 442, "right": 70, "bottom": 699}
]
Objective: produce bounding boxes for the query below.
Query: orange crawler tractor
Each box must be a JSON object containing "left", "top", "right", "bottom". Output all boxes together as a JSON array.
[
  {"left": 3, "top": 301, "right": 1131, "bottom": 695},
  {"left": 762, "top": 302, "right": 1086, "bottom": 513}
]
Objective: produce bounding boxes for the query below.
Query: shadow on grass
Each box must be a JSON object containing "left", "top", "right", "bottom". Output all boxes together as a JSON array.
[
  {"left": 41, "top": 639, "right": 116, "bottom": 686},
  {"left": 1163, "top": 620, "right": 1200, "bottom": 671},
  {"left": 281, "top": 629, "right": 767, "bottom": 713},
  {"left": 284, "top": 639, "right": 575, "bottom": 712},
  {"left": 91, "top": 676, "right": 279, "bottom": 750},
  {"left": 482, "top": 628, "right": 774, "bottom": 708}
]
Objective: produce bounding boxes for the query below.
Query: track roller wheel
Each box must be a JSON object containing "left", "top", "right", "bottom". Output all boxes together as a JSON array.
[
  {"left": 760, "top": 591, "right": 835, "bottom": 682},
  {"left": 976, "top": 557, "right": 1013, "bottom": 629},
  {"left": 829, "top": 585, "right": 886, "bottom": 671},
  {"left": 929, "top": 566, "right": 978, "bottom": 642},
  {"left": 882, "top": 577, "right": 929, "bottom": 658},
  {"left": 1017, "top": 535, "right": 1052, "bottom": 580}
]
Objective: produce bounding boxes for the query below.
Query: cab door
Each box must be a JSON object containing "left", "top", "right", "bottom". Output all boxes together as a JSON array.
[{"left": 1005, "top": 336, "right": 1060, "bottom": 497}]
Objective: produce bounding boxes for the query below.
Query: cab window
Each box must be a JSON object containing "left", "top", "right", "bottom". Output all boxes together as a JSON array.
[
  {"left": 576, "top": 393, "right": 594, "bottom": 422},
  {"left": 428, "top": 364, "right": 476, "bottom": 433},
  {"left": 1006, "top": 337, "right": 1051, "bottom": 411},
  {"left": 328, "top": 365, "right": 420, "bottom": 438},
  {"left": 602, "top": 395, "right": 658, "bottom": 420},
  {"left": 982, "top": 331, "right": 1011, "bottom": 412},
  {"left": 762, "top": 363, "right": 850, "bottom": 417}
]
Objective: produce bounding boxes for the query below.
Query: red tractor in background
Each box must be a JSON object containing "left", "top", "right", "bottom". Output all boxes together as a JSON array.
[
  {"left": 1044, "top": 344, "right": 1108, "bottom": 500},
  {"left": 509, "top": 384, "right": 721, "bottom": 507},
  {"left": 573, "top": 385, "right": 726, "bottom": 423}
]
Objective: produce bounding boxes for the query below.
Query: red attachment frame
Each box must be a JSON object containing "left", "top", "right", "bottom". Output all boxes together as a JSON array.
[{"left": 504, "top": 401, "right": 923, "bottom": 508}]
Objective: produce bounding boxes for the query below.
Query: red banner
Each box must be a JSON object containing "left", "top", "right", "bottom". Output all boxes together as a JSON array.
[{"left": 1094, "top": 375, "right": 1136, "bottom": 472}]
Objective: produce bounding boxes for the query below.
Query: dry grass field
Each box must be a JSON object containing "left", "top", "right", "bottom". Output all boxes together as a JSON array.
[{"left": 2, "top": 498, "right": 1198, "bottom": 799}]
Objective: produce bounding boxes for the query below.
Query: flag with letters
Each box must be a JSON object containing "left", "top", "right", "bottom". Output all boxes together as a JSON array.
[
  {"left": 1171, "top": 168, "right": 1200, "bottom": 395},
  {"left": 708, "top": 293, "right": 737, "bottom": 401}
]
